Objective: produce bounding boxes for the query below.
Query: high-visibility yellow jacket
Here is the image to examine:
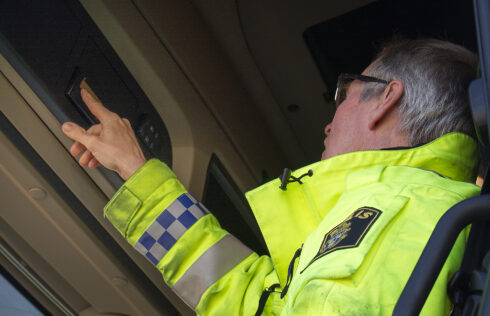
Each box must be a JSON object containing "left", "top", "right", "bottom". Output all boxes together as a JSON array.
[{"left": 104, "top": 132, "right": 480, "bottom": 315}]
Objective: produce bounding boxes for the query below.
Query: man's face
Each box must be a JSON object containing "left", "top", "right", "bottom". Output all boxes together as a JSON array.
[{"left": 321, "top": 78, "right": 372, "bottom": 160}]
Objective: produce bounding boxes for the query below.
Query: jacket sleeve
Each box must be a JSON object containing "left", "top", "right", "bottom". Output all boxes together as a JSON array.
[{"left": 104, "top": 159, "right": 284, "bottom": 315}]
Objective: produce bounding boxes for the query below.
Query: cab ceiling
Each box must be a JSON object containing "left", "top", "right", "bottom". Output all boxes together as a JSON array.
[{"left": 188, "top": 0, "right": 374, "bottom": 167}]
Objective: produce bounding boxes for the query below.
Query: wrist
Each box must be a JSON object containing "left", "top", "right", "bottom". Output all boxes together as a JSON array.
[{"left": 119, "top": 157, "right": 147, "bottom": 180}]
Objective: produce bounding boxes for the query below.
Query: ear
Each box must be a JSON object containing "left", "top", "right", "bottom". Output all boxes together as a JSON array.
[{"left": 367, "top": 80, "right": 404, "bottom": 130}]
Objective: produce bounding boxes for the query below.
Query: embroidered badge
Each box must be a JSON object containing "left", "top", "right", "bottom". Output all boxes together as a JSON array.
[{"left": 302, "top": 207, "right": 382, "bottom": 272}]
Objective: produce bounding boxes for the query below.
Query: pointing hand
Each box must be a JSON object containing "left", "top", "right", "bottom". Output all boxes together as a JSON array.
[{"left": 62, "top": 89, "right": 147, "bottom": 180}]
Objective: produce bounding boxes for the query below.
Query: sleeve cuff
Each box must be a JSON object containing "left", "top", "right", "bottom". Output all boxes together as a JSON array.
[{"left": 104, "top": 159, "right": 186, "bottom": 239}]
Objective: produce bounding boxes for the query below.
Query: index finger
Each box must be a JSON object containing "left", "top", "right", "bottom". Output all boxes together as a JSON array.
[{"left": 81, "top": 89, "right": 116, "bottom": 123}]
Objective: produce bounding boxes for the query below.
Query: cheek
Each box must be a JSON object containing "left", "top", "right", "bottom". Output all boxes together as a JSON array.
[
  {"left": 330, "top": 109, "right": 349, "bottom": 134},
  {"left": 331, "top": 109, "right": 360, "bottom": 145}
]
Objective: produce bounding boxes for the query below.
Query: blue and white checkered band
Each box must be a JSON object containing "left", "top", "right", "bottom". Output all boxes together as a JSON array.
[{"left": 133, "top": 193, "right": 209, "bottom": 265}]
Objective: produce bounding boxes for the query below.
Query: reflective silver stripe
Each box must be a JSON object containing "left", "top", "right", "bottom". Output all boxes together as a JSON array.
[{"left": 172, "top": 234, "right": 253, "bottom": 309}]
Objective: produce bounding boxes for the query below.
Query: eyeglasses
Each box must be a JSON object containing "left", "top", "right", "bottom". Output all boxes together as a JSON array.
[{"left": 334, "top": 73, "right": 390, "bottom": 107}]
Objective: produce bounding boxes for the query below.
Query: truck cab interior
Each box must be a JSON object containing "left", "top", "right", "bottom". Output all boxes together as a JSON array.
[{"left": 0, "top": 0, "right": 488, "bottom": 315}]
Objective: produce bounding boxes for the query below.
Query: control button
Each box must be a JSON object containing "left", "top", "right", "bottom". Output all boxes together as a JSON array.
[{"left": 144, "top": 136, "right": 150, "bottom": 144}]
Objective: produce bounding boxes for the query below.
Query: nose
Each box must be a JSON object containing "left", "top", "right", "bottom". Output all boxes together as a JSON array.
[{"left": 324, "top": 123, "right": 332, "bottom": 136}]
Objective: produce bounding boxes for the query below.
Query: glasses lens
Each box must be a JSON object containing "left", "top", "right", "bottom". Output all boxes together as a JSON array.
[
  {"left": 334, "top": 73, "right": 390, "bottom": 108},
  {"left": 335, "top": 77, "right": 354, "bottom": 108}
]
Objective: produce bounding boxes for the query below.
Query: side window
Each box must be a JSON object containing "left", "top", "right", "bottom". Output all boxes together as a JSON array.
[
  {"left": 0, "top": 266, "right": 48, "bottom": 316},
  {"left": 202, "top": 155, "right": 268, "bottom": 255}
]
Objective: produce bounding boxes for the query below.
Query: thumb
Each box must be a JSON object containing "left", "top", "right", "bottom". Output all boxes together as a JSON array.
[{"left": 62, "top": 122, "right": 92, "bottom": 147}]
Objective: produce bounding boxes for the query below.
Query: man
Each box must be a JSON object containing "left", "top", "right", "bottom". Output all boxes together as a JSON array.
[{"left": 62, "top": 39, "right": 480, "bottom": 315}]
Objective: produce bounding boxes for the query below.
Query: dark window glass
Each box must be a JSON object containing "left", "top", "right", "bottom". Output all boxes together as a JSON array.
[{"left": 202, "top": 155, "right": 268, "bottom": 255}]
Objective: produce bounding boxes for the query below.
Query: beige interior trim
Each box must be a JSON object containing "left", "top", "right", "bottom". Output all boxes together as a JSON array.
[
  {"left": 0, "top": 224, "right": 83, "bottom": 316},
  {"left": 0, "top": 69, "right": 192, "bottom": 314}
]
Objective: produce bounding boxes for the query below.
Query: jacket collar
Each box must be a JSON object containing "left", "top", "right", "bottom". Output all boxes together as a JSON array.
[{"left": 297, "top": 132, "right": 478, "bottom": 184}]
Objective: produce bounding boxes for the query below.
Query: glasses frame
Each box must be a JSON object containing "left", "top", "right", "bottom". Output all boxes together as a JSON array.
[{"left": 334, "top": 73, "right": 390, "bottom": 107}]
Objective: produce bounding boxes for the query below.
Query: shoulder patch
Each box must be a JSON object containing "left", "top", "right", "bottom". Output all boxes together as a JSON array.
[{"left": 302, "top": 207, "right": 382, "bottom": 272}]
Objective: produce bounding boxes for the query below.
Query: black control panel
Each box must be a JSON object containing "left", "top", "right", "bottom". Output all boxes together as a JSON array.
[{"left": 0, "top": 0, "right": 172, "bottom": 182}]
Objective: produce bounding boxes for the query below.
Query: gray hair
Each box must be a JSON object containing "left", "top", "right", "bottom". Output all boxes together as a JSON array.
[{"left": 360, "top": 39, "right": 479, "bottom": 145}]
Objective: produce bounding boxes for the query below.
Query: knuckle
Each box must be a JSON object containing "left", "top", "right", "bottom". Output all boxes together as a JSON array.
[
  {"left": 122, "top": 118, "right": 132, "bottom": 127},
  {"left": 109, "top": 112, "right": 120, "bottom": 120},
  {"left": 70, "top": 144, "right": 78, "bottom": 155},
  {"left": 85, "top": 136, "right": 97, "bottom": 148},
  {"left": 88, "top": 124, "right": 99, "bottom": 132}
]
